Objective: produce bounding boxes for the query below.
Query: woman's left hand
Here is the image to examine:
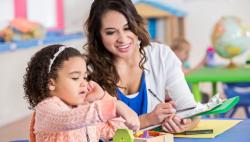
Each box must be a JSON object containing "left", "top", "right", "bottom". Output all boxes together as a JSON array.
[{"left": 161, "top": 115, "right": 192, "bottom": 133}]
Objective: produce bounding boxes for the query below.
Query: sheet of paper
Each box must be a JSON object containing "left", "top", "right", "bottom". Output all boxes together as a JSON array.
[
  {"left": 176, "top": 94, "right": 224, "bottom": 118},
  {"left": 174, "top": 119, "right": 242, "bottom": 138}
]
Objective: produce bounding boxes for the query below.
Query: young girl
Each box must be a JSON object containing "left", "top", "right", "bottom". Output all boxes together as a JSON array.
[
  {"left": 170, "top": 38, "right": 206, "bottom": 75},
  {"left": 23, "top": 44, "right": 140, "bottom": 142},
  {"left": 170, "top": 38, "right": 209, "bottom": 103}
]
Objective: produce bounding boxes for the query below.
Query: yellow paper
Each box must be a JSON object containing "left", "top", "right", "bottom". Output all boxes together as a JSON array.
[{"left": 174, "top": 119, "right": 242, "bottom": 138}]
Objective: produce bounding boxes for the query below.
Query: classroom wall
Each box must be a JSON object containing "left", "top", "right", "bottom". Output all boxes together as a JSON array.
[
  {"left": 63, "top": 0, "right": 92, "bottom": 33},
  {"left": 0, "top": 0, "right": 14, "bottom": 29},
  {"left": 27, "top": 0, "right": 57, "bottom": 28},
  {"left": 1, "top": 0, "right": 250, "bottom": 127},
  {"left": 0, "top": 0, "right": 58, "bottom": 28}
]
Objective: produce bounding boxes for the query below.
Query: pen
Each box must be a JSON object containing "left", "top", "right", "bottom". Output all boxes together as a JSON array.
[
  {"left": 148, "top": 89, "right": 163, "bottom": 103},
  {"left": 176, "top": 106, "right": 196, "bottom": 113},
  {"left": 148, "top": 89, "right": 197, "bottom": 117},
  {"left": 178, "top": 129, "right": 213, "bottom": 135}
]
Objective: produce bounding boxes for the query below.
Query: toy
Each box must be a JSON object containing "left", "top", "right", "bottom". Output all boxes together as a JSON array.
[
  {"left": 113, "top": 129, "right": 134, "bottom": 142},
  {"left": 0, "top": 18, "right": 46, "bottom": 42},
  {"left": 206, "top": 46, "right": 216, "bottom": 67},
  {"left": 113, "top": 129, "right": 173, "bottom": 142}
]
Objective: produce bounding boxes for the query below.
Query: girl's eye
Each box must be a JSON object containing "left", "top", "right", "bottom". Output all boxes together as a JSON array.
[
  {"left": 72, "top": 77, "right": 79, "bottom": 80},
  {"left": 83, "top": 77, "right": 88, "bottom": 80}
]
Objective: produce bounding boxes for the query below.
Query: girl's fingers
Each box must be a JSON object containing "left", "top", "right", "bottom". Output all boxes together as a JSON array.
[
  {"left": 87, "top": 85, "right": 91, "bottom": 92},
  {"left": 88, "top": 81, "right": 95, "bottom": 89}
]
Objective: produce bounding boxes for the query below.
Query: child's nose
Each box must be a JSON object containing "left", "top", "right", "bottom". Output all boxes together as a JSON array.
[{"left": 80, "top": 79, "right": 88, "bottom": 87}]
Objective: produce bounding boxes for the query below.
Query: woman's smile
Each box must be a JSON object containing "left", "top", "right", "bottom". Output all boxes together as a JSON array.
[{"left": 115, "top": 43, "right": 131, "bottom": 52}]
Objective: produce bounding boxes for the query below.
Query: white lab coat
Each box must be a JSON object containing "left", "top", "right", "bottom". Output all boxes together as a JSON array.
[{"left": 144, "top": 42, "right": 197, "bottom": 112}]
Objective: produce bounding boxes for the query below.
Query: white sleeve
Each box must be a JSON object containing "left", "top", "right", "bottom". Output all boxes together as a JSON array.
[{"left": 162, "top": 45, "right": 197, "bottom": 110}]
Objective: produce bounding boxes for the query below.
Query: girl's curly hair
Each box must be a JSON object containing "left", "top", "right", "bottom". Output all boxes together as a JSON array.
[{"left": 23, "top": 44, "right": 82, "bottom": 109}]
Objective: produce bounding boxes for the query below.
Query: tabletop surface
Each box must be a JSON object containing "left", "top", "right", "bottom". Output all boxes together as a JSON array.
[
  {"left": 175, "top": 119, "right": 250, "bottom": 142},
  {"left": 185, "top": 66, "right": 250, "bottom": 83},
  {"left": 10, "top": 119, "right": 250, "bottom": 142}
]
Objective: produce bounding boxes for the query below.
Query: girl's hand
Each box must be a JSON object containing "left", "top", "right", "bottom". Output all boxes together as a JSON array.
[
  {"left": 85, "top": 81, "right": 105, "bottom": 102},
  {"left": 116, "top": 100, "right": 140, "bottom": 131},
  {"left": 147, "top": 102, "right": 176, "bottom": 126},
  {"left": 161, "top": 115, "right": 192, "bottom": 133}
]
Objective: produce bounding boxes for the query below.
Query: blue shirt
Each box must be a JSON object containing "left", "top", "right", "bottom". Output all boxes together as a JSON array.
[{"left": 116, "top": 73, "right": 148, "bottom": 116}]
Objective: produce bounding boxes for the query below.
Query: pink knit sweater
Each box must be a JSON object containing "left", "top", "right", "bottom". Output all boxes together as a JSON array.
[{"left": 33, "top": 96, "right": 127, "bottom": 142}]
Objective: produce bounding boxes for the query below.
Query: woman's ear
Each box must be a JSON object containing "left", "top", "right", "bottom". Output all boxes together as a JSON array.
[{"left": 48, "top": 79, "right": 56, "bottom": 91}]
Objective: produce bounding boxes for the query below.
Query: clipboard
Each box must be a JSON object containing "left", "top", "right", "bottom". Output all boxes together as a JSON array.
[
  {"left": 197, "top": 96, "right": 239, "bottom": 116},
  {"left": 141, "top": 95, "right": 239, "bottom": 132},
  {"left": 176, "top": 94, "right": 239, "bottom": 118}
]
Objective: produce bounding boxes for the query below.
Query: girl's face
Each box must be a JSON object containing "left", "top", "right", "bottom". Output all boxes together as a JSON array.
[
  {"left": 174, "top": 43, "right": 191, "bottom": 62},
  {"left": 100, "top": 10, "right": 139, "bottom": 59},
  {"left": 49, "top": 57, "right": 88, "bottom": 106}
]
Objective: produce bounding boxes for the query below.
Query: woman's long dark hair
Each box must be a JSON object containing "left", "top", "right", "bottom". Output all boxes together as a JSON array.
[{"left": 84, "top": 0, "right": 150, "bottom": 96}]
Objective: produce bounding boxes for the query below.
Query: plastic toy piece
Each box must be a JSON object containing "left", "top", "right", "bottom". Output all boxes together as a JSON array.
[
  {"left": 113, "top": 129, "right": 174, "bottom": 142},
  {"left": 142, "top": 130, "right": 150, "bottom": 138},
  {"left": 148, "top": 131, "right": 161, "bottom": 137},
  {"left": 134, "top": 131, "right": 143, "bottom": 137},
  {"left": 113, "top": 129, "right": 134, "bottom": 142}
]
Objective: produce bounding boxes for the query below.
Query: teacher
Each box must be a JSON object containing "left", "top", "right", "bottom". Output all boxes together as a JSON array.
[{"left": 84, "top": 0, "right": 199, "bottom": 133}]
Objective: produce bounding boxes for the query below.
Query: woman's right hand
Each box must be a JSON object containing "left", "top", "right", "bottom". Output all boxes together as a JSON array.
[
  {"left": 116, "top": 100, "right": 140, "bottom": 131},
  {"left": 148, "top": 102, "right": 176, "bottom": 126}
]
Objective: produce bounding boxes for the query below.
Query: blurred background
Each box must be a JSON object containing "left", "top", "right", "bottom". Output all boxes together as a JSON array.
[{"left": 0, "top": 0, "right": 250, "bottom": 141}]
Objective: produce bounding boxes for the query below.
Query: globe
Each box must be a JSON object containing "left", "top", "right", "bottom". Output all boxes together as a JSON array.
[{"left": 211, "top": 16, "right": 250, "bottom": 67}]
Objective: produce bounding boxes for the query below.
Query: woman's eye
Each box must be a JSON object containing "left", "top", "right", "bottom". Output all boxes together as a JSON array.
[
  {"left": 124, "top": 27, "right": 130, "bottom": 31},
  {"left": 106, "top": 31, "right": 115, "bottom": 35}
]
